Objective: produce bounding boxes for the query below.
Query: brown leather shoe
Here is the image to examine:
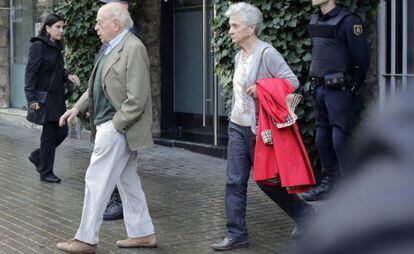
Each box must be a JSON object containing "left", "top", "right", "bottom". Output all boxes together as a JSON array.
[
  {"left": 56, "top": 238, "right": 97, "bottom": 253},
  {"left": 116, "top": 234, "right": 157, "bottom": 248}
]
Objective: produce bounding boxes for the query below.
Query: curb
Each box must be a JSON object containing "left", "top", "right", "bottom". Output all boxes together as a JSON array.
[{"left": 0, "top": 108, "right": 90, "bottom": 139}]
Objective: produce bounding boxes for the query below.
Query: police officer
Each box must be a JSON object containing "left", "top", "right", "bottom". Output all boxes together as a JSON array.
[{"left": 300, "top": 0, "right": 370, "bottom": 201}]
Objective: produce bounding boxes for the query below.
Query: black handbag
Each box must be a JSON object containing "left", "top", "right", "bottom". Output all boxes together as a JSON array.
[
  {"left": 26, "top": 104, "right": 47, "bottom": 125},
  {"left": 26, "top": 58, "right": 59, "bottom": 125},
  {"left": 26, "top": 90, "right": 48, "bottom": 125}
]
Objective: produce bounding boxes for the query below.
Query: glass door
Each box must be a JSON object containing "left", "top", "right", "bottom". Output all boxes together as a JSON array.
[
  {"left": 10, "top": 0, "right": 34, "bottom": 108},
  {"left": 10, "top": 0, "right": 63, "bottom": 108},
  {"left": 171, "top": 0, "right": 227, "bottom": 145}
]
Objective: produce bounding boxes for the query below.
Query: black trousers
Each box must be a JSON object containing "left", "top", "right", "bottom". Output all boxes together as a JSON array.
[
  {"left": 31, "top": 121, "right": 68, "bottom": 177},
  {"left": 257, "top": 183, "right": 313, "bottom": 226},
  {"left": 313, "top": 86, "right": 355, "bottom": 176}
]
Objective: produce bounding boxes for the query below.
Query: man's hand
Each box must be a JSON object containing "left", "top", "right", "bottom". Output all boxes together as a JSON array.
[
  {"left": 68, "top": 74, "right": 81, "bottom": 86},
  {"left": 246, "top": 85, "right": 257, "bottom": 98},
  {"left": 59, "top": 107, "right": 80, "bottom": 127}
]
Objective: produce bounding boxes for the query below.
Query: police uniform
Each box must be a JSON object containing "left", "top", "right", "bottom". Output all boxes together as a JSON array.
[{"left": 300, "top": 6, "right": 370, "bottom": 201}]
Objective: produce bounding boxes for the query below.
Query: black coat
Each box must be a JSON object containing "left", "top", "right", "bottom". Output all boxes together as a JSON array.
[{"left": 25, "top": 36, "right": 68, "bottom": 122}]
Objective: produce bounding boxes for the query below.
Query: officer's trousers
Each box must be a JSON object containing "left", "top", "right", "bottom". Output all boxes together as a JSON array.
[{"left": 313, "top": 85, "right": 354, "bottom": 175}]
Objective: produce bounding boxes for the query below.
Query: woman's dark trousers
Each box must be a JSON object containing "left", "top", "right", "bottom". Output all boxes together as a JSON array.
[
  {"left": 225, "top": 122, "right": 255, "bottom": 241},
  {"left": 30, "top": 121, "right": 68, "bottom": 177}
]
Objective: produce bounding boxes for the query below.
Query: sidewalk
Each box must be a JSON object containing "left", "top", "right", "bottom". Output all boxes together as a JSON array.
[{"left": 0, "top": 121, "right": 295, "bottom": 254}]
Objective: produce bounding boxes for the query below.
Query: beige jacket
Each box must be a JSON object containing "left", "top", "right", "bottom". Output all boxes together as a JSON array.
[{"left": 75, "top": 32, "right": 153, "bottom": 151}]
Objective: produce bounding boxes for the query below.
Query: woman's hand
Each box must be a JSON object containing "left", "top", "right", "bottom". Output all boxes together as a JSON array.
[
  {"left": 59, "top": 107, "right": 80, "bottom": 127},
  {"left": 68, "top": 74, "right": 81, "bottom": 86},
  {"left": 29, "top": 102, "right": 40, "bottom": 110},
  {"left": 246, "top": 85, "right": 257, "bottom": 98}
]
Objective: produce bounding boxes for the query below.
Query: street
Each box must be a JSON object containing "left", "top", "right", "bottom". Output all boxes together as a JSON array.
[{"left": 0, "top": 122, "right": 295, "bottom": 254}]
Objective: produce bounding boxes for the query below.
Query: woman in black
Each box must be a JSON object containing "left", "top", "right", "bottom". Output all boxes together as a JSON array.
[{"left": 25, "top": 13, "right": 80, "bottom": 183}]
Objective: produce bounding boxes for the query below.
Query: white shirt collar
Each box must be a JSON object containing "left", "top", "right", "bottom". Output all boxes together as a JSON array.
[{"left": 104, "top": 29, "right": 129, "bottom": 55}]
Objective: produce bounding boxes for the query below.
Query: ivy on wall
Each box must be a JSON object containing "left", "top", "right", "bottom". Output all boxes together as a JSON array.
[
  {"left": 55, "top": 1, "right": 100, "bottom": 102},
  {"left": 213, "top": 0, "right": 378, "bottom": 168},
  {"left": 55, "top": 0, "right": 141, "bottom": 104},
  {"left": 54, "top": 0, "right": 141, "bottom": 130}
]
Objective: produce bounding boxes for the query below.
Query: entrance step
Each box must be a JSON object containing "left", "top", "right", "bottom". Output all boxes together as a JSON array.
[{"left": 154, "top": 137, "right": 227, "bottom": 159}]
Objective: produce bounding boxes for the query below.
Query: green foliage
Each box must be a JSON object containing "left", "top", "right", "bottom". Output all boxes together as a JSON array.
[
  {"left": 213, "top": 0, "right": 378, "bottom": 168},
  {"left": 55, "top": 0, "right": 141, "bottom": 104},
  {"left": 55, "top": 1, "right": 100, "bottom": 103}
]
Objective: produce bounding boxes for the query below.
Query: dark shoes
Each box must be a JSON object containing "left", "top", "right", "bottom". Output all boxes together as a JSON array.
[
  {"left": 211, "top": 236, "right": 249, "bottom": 251},
  {"left": 30, "top": 151, "right": 61, "bottom": 183},
  {"left": 40, "top": 174, "right": 61, "bottom": 183},
  {"left": 103, "top": 198, "right": 123, "bottom": 221},
  {"left": 300, "top": 174, "right": 338, "bottom": 201}
]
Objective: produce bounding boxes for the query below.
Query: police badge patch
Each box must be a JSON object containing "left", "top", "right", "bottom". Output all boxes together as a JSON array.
[{"left": 354, "top": 25, "right": 363, "bottom": 35}]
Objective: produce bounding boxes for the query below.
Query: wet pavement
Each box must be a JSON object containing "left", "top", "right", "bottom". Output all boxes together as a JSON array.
[{"left": 0, "top": 121, "right": 296, "bottom": 254}]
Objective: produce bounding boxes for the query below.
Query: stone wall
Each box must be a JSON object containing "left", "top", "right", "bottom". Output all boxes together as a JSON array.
[
  {"left": 136, "top": 1, "right": 161, "bottom": 134},
  {"left": 0, "top": 0, "right": 10, "bottom": 108}
]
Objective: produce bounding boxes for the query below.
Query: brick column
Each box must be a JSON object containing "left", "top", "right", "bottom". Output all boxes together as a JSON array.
[{"left": 0, "top": 0, "right": 10, "bottom": 108}]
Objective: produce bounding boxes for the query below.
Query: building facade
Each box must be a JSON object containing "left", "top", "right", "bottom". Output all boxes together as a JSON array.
[
  {"left": 378, "top": 0, "right": 414, "bottom": 109},
  {"left": 0, "top": 0, "right": 412, "bottom": 156}
]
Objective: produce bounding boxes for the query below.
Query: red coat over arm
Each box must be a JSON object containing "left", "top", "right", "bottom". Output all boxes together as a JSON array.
[{"left": 254, "top": 78, "right": 315, "bottom": 194}]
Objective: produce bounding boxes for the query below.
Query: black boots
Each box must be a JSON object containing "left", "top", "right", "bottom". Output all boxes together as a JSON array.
[
  {"left": 103, "top": 187, "right": 123, "bottom": 221},
  {"left": 300, "top": 172, "right": 339, "bottom": 201}
]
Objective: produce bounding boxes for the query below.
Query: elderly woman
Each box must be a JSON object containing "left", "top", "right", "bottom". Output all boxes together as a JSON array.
[{"left": 211, "top": 2, "right": 314, "bottom": 251}]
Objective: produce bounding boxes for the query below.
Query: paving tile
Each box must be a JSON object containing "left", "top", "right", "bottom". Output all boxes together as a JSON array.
[{"left": 0, "top": 122, "right": 297, "bottom": 253}]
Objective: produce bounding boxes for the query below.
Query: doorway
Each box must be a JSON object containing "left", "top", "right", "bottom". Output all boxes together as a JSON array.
[
  {"left": 10, "top": 0, "right": 63, "bottom": 108},
  {"left": 161, "top": 0, "right": 228, "bottom": 146}
]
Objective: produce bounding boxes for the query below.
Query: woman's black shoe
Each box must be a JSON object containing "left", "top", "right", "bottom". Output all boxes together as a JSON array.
[{"left": 40, "top": 174, "right": 61, "bottom": 183}]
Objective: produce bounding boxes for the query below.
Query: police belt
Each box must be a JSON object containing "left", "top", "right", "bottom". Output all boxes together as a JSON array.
[{"left": 310, "top": 74, "right": 353, "bottom": 88}]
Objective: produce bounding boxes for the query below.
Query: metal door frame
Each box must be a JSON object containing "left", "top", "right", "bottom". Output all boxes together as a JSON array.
[
  {"left": 9, "top": 0, "right": 14, "bottom": 107},
  {"left": 202, "top": 0, "right": 219, "bottom": 145}
]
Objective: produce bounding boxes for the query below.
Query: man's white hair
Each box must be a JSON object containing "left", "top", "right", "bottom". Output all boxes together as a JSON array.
[
  {"left": 104, "top": 2, "right": 134, "bottom": 29},
  {"left": 225, "top": 2, "right": 263, "bottom": 35}
]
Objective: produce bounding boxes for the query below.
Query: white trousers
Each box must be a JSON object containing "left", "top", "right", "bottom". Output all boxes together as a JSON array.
[{"left": 75, "top": 121, "right": 154, "bottom": 244}]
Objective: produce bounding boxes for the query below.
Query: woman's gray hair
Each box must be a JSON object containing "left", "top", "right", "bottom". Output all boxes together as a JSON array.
[
  {"left": 105, "top": 2, "right": 134, "bottom": 29},
  {"left": 225, "top": 2, "right": 263, "bottom": 35}
]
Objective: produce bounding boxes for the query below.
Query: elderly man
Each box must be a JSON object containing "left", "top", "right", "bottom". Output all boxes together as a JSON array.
[
  {"left": 99, "top": 0, "right": 139, "bottom": 37},
  {"left": 97, "top": 0, "right": 138, "bottom": 223},
  {"left": 57, "top": 3, "right": 156, "bottom": 253}
]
